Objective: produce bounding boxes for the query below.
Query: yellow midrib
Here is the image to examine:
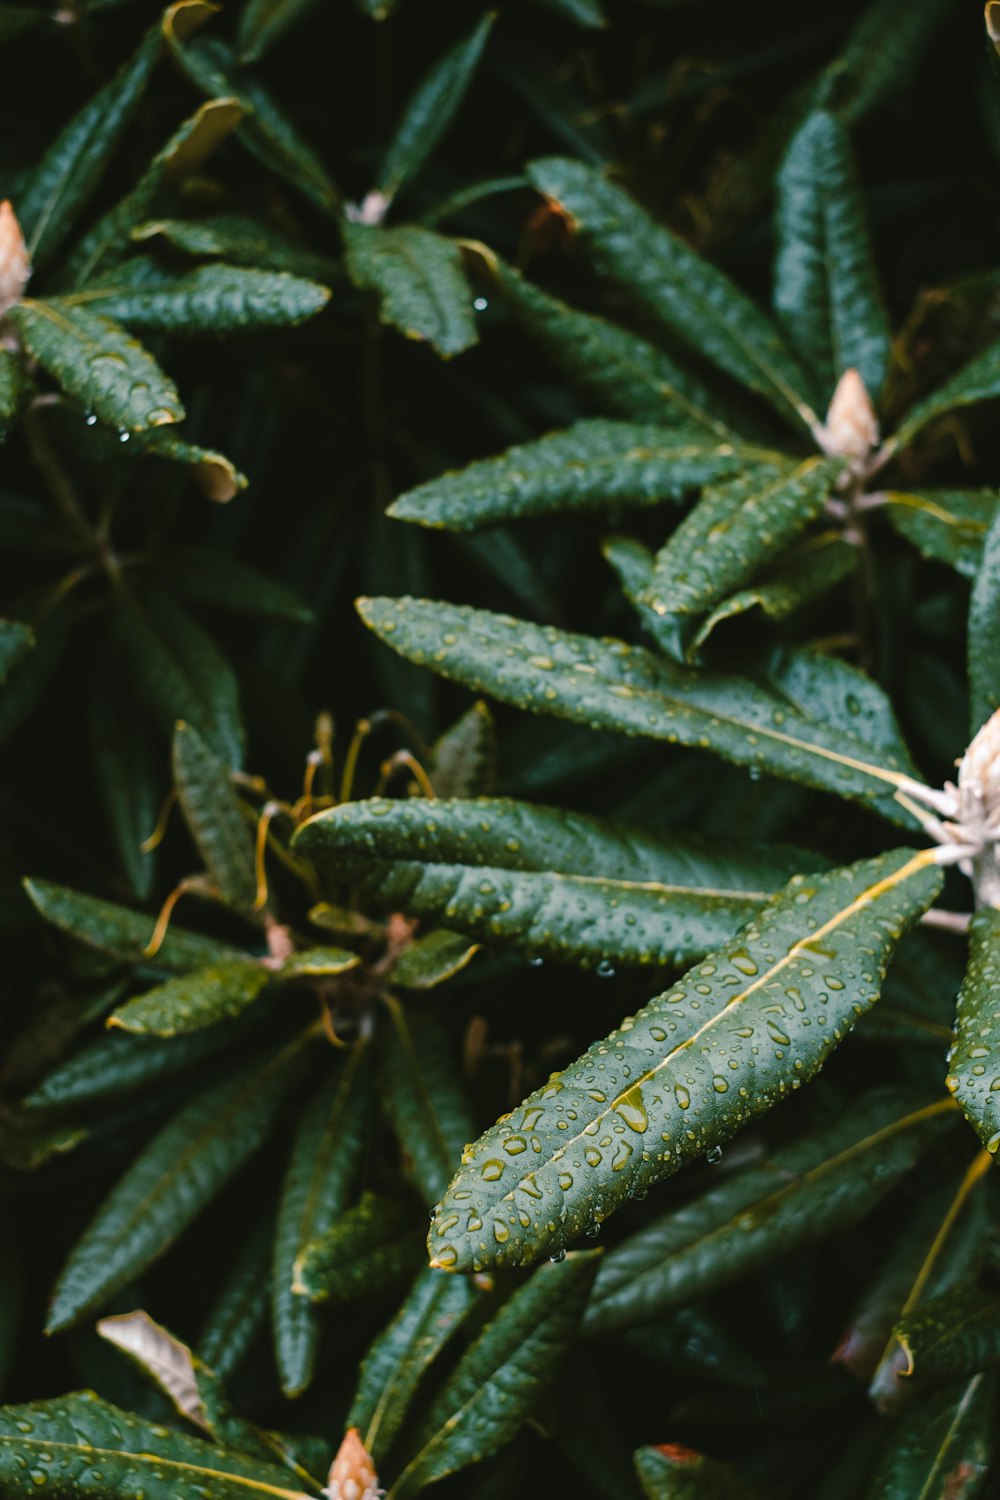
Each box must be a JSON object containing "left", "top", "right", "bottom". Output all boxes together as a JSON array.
[{"left": 0, "top": 1433, "right": 315, "bottom": 1498}]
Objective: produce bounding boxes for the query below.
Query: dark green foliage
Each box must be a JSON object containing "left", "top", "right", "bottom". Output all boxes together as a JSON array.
[{"left": 3, "top": 3, "right": 1000, "bottom": 1497}]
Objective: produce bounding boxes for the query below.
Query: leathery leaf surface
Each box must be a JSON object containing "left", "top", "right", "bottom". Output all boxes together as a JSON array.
[{"left": 427, "top": 848, "right": 942, "bottom": 1271}]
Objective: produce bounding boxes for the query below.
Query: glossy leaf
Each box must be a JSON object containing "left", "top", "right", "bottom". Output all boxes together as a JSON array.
[
  {"left": 948, "top": 909, "right": 1000, "bottom": 1155},
  {"left": 48, "top": 1038, "right": 310, "bottom": 1331},
  {"left": 108, "top": 961, "right": 271, "bottom": 1037},
  {"left": 123, "top": 431, "right": 248, "bottom": 502},
  {"left": 17, "top": 27, "right": 160, "bottom": 266},
  {"left": 296, "top": 796, "right": 812, "bottom": 970},
  {"left": 642, "top": 457, "right": 838, "bottom": 621},
  {"left": 426, "top": 848, "right": 942, "bottom": 1271},
  {"left": 8, "top": 301, "right": 184, "bottom": 433},
  {"left": 273, "top": 1045, "right": 372, "bottom": 1397},
  {"left": 165, "top": 28, "right": 339, "bottom": 215},
  {"left": 292, "top": 1190, "right": 422, "bottom": 1304},
  {"left": 390, "top": 930, "right": 479, "bottom": 989},
  {"left": 377, "top": 1001, "right": 475, "bottom": 1205},
  {"left": 774, "top": 109, "right": 890, "bottom": 401},
  {"left": 23, "top": 1022, "right": 255, "bottom": 1111},
  {"left": 348, "top": 1266, "right": 476, "bottom": 1462},
  {"left": 131, "top": 215, "right": 336, "bottom": 282},
  {"left": 866, "top": 1373, "right": 995, "bottom": 1499},
  {"left": 492, "top": 257, "right": 734, "bottom": 435},
  {"left": 388, "top": 421, "right": 784, "bottom": 531},
  {"left": 391, "top": 1253, "right": 599, "bottom": 1497},
  {"left": 173, "top": 722, "right": 257, "bottom": 906},
  {"left": 525, "top": 156, "right": 818, "bottom": 430},
  {"left": 357, "top": 597, "right": 923, "bottom": 823},
  {"left": 343, "top": 224, "right": 476, "bottom": 358},
  {"left": 0, "top": 1391, "right": 316, "bottom": 1500},
  {"left": 375, "top": 14, "right": 495, "bottom": 201},
  {"left": 80, "top": 264, "right": 331, "bottom": 334},
  {"left": 583, "top": 1092, "right": 952, "bottom": 1335},
  {"left": 894, "top": 1287, "right": 1000, "bottom": 1388},
  {"left": 885, "top": 490, "right": 996, "bottom": 579},
  {"left": 64, "top": 99, "right": 244, "bottom": 285},
  {"left": 689, "top": 535, "right": 856, "bottom": 654},
  {"left": 968, "top": 509, "right": 1000, "bottom": 737},
  {"left": 22, "top": 878, "right": 241, "bottom": 971},
  {"left": 114, "top": 584, "right": 245, "bottom": 766}
]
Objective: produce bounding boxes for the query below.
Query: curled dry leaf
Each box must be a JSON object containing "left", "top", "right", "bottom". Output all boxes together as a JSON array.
[
  {"left": 323, "top": 1429, "right": 380, "bottom": 1500},
  {"left": 0, "top": 202, "right": 30, "bottom": 316},
  {"left": 96, "top": 1310, "right": 209, "bottom": 1430}
]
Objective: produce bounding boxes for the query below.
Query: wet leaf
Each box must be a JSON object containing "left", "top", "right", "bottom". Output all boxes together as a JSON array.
[
  {"left": 108, "top": 961, "right": 271, "bottom": 1037},
  {"left": 22, "top": 878, "right": 241, "bottom": 971},
  {"left": 426, "top": 848, "right": 942, "bottom": 1270},
  {"left": 357, "top": 597, "right": 923, "bottom": 823},
  {"left": 293, "top": 1190, "right": 422, "bottom": 1305},
  {"left": 388, "top": 421, "right": 784, "bottom": 531},
  {"left": 297, "top": 796, "right": 812, "bottom": 970},
  {"left": 894, "top": 1286, "right": 1000, "bottom": 1388},
  {"left": 377, "top": 1002, "right": 475, "bottom": 1205},
  {"left": 273, "top": 1046, "right": 372, "bottom": 1397},
  {"left": 968, "top": 508, "right": 1000, "bottom": 736},
  {"left": 634, "top": 1444, "right": 768, "bottom": 1499},
  {"left": 48, "top": 1037, "right": 310, "bottom": 1331},
  {"left": 9, "top": 301, "right": 184, "bottom": 433},
  {"left": 884, "top": 490, "right": 996, "bottom": 579},
  {"left": 583, "top": 1092, "right": 952, "bottom": 1335},
  {"left": 172, "top": 722, "right": 257, "bottom": 908},
  {"left": 343, "top": 224, "right": 476, "bottom": 358},
  {"left": 391, "top": 1253, "right": 599, "bottom": 1497},
  {"left": 431, "top": 700, "right": 496, "bottom": 798},
  {"left": 525, "top": 157, "right": 818, "bottom": 430},
  {"left": 80, "top": 264, "right": 331, "bottom": 334},
  {"left": 866, "top": 1373, "right": 995, "bottom": 1499},
  {"left": 348, "top": 1267, "right": 476, "bottom": 1463},
  {"left": 390, "top": 930, "right": 479, "bottom": 989},
  {"left": 948, "top": 909, "right": 1000, "bottom": 1155}
]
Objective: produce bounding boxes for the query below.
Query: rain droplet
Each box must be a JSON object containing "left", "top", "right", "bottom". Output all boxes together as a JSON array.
[
  {"left": 549, "top": 1248, "right": 566, "bottom": 1263},
  {"left": 118, "top": 430, "right": 130, "bottom": 443},
  {"left": 85, "top": 413, "right": 97, "bottom": 427},
  {"left": 529, "top": 956, "right": 544, "bottom": 968},
  {"left": 585, "top": 1221, "right": 602, "bottom": 1238},
  {"left": 473, "top": 296, "right": 488, "bottom": 311},
  {"left": 706, "top": 1145, "right": 723, "bottom": 1165},
  {"left": 596, "top": 960, "right": 615, "bottom": 978}
]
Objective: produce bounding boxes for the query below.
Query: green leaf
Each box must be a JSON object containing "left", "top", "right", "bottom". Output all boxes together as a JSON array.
[
  {"left": 947, "top": 909, "right": 1000, "bottom": 1155},
  {"left": 866, "top": 1374, "right": 995, "bottom": 1499},
  {"left": 64, "top": 99, "right": 244, "bottom": 286},
  {"left": 108, "top": 961, "right": 271, "bottom": 1037},
  {"left": 378, "top": 1000, "right": 476, "bottom": 1205},
  {"left": 0, "top": 347, "right": 32, "bottom": 441},
  {"left": 774, "top": 110, "right": 891, "bottom": 402},
  {"left": 292, "top": 1190, "right": 423, "bottom": 1305},
  {"left": 165, "top": 31, "right": 339, "bottom": 216},
  {"left": 390, "top": 1253, "right": 599, "bottom": 1498},
  {"left": 688, "top": 535, "right": 856, "bottom": 654},
  {"left": 8, "top": 301, "right": 184, "bottom": 433},
  {"left": 634, "top": 1445, "right": 767, "bottom": 1500},
  {"left": 390, "top": 930, "right": 479, "bottom": 990},
  {"left": 583, "top": 1092, "right": 952, "bottom": 1335},
  {"left": 114, "top": 584, "right": 245, "bottom": 767},
  {"left": 375, "top": 14, "right": 495, "bottom": 201},
  {"left": 431, "top": 700, "right": 496, "bottom": 797},
  {"left": 238, "top": 0, "right": 320, "bottom": 62},
  {"left": 0, "top": 1391, "right": 318, "bottom": 1500},
  {"left": 387, "top": 422, "right": 785, "bottom": 531},
  {"left": 348, "top": 1266, "right": 476, "bottom": 1462},
  {"left": 641, "top": 457, "right": 838, "bottom": 621},
  {"left": 17, "top": 26, "right": 160, "bottom": 266},
  {"left": 296, "top": 796, "right": 812, "bottom": 970},
  {"left": 22, "top": 878, "right": 242, "bottom": 972},
  {"left": 131, "top": 215, "right": 336, "bottom": 281},
  {"left": 24, "top": 1022, "right": 255, "bottom": 1111},
  {"left": 525, "top": 156, "right": 818, "bottom": 430},
  {"left": 48, "top": 1036, "right": 310, "bottom": 1331},
  {"left": 891, "top": 334, "right": 1000, "bottom": 451},
  {"left": 0, "top": 618, "right": 33, "bottom": 683},
  {"left": 124, "top": 431, "right": 248, "bottom": 503},
  {"left": 492, "top": 259, "right": 735, "bottom": 435},
  {"left": 273, "top": 1045, "right": 372, "bottom": 1397},
  {"left": 88, "top": 650, "right": 159, "bottom": 900},
  {"left": 426, "top": 848, "right": 942, "bottom": 1271},
  {"left": 884, "top": 490, "right": 996, "bottom": 579},
  {"left": 356, "top": 597, "right": 924, "bottom": 823},
  {"left": 968, "top": 509, "right": 1000, "bottom": 737},
  {"left": 78, "top": 264, "right": 331, "bottom": 333},
  {"left": 173, "top": 722, "right": 257, "bottom": 908},
  {"left": 279, "top": 948, "right": 360, "bottom": 979},
  {"left": 343, "top": 224, "right": 476, "bottom": 358},
  {"left": 894, "top": 1287, "right": 1000, "bottom": 1388}
]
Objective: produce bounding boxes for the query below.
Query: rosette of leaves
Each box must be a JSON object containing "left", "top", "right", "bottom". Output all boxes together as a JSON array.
[{"left": 290, "top": 77, "right": 1000, "bottom": 1487}]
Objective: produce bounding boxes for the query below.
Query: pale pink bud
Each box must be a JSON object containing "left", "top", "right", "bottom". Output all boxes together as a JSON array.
[
  {"left": 0, "top": 202, "right": 30, "bottom": 316},
  {"left": 817, "top": 368, "right": 879, "bottom": 460}
]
